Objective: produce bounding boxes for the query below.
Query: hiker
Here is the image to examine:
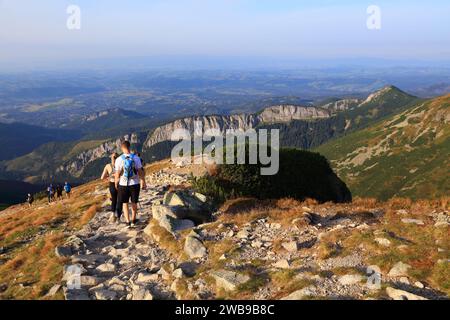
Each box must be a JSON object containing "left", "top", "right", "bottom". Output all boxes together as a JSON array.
[
  {"left": 56, "top": 184, "right": 63, "bottom": 201},
  {"left": 137, "top": 152, "right": 146, "bottom": 175},
  {"left": 27, "top": 193, "right": 34, "bottom": 207},
  {"left": 115, "top": 141, "right": 147, "bottom": 228},
  {"left": 47, "top": 184, "right": 54, "bottom": 203},
  {"left": 101, "top": 152, "right": 119, "bottom": 222},
  {"left": 64, "top": 182, "right": 72, "bottom": 199}
]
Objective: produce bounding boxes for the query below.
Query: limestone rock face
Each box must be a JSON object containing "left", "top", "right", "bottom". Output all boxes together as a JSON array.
[
  {"left": 258, "top": 105, "right": 329, "bottom": 123},
  {"left": 143, "top": 105, "right": 331, "bottom": 149}
]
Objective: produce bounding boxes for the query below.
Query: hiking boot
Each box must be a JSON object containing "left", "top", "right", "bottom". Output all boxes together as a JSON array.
[
  {"left": 130, "top": 222, "right": 136, "bottom": 228},
  {"left": 110, "top": 215, "right": 117, "bottom": 223}
]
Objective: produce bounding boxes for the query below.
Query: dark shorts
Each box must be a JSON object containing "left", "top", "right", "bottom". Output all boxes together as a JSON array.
[{"left": 118, "top": 184, "right": 140, "bottom": 204}]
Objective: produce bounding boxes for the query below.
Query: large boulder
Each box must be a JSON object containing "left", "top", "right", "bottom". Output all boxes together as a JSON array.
[
  {"left": 211, "top": 270, "right": 250, "bottom": 291},
  {"left": 150, "top": 205, "right": 195, "bottom": 234},
  {"left": 184, "top": 233, "right": 207, "bottom": 259},
  {"left": 163, "top": 190, "right": 211, "bottom": 224}
]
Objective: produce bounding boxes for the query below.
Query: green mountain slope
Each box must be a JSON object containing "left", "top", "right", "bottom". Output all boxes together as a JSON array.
[
  {"left": 0, "top": 140, "right": 107, "bottom": 184},
  {"left": 316, "top": 94, "right": 450, "bottom": 200},
  {"left": 0, "top": 123, "right": 81, "bottom": 161}
]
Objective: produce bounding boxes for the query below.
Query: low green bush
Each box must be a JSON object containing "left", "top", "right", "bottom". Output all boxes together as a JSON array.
[{"left": 191, "top": 147, "right": 352, "bottom": 205}]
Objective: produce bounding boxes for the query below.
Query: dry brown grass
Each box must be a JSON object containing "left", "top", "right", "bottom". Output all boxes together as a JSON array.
[
  {"left": 145, "top": 160, "right": 171, "bottom": 176},
  {"left": 0, "top": 175, "right": 106, "bottom": 300},
  {"left": 218, "top": 198, "right": 316, "bottom": 228},
  {"left": 352, "top": 197, "right": 379, "bottom": 208}
]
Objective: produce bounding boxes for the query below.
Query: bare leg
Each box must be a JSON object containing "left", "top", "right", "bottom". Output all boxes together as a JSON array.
[
  {"left": 131, "top": 203, "right": 138, "bottom": 223},
  {"left": 123, "top": 203, "right": 130, "bottom": 223}
]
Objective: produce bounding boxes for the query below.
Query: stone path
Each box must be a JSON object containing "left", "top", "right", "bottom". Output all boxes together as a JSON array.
[{"left": 61, "top": 173, "right": 187, "bottom": 300}]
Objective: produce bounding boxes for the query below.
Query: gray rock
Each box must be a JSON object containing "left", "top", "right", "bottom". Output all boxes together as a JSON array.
[
  {"left": 281, "top": 286, "right": 316, "bottom": 300},
  {"left": 273, "top": 259, "right": 291, "bottom": 269},
  {"left": 401, "top": 218, "right": 424, "bottom": 225},
  {"left": 211, "top": 270, "right": 250, "bottom": 291},
  {"left": 63, "top": 288, "right": 90, "bottom": 300},
  {"left": 136, "top": 272, "right": 159, "bottom": 284},
  {"left": 80, "top": 276, "right": 102, "bottom": 287},
  {"left": 194, "top": 193, "right": 207, "bottom": 203},
  {"left": 236, "top": 230, "right": 250, "bottom": 239},
  {"left": 151, "top": 205, "right": 195, "bottom": 234},
  {"left": 338, "top": 274, "right": 365, "bottom": 285},
  {"left": 434, "top": 212, "right": 449, "bottom": 227},
  {"left": 55, "top": 246, "right": 72, "bottom": 258},
  {"left": 374, "top": 238, "right": 391, "bottom": 247},
  {"left": 172, "top": 268, "right": 184, "bottom": 279},
  {"left": 184, "top": 235, "right": 207, "bottom": 259},
  {"left": 282, "top": 241, "right": 299, "bottom": 253},
  {"left": 132, "top": 288, "right": 153, "bottom": 300},
  {"left": 388, "top": 262, "right": 411, "bottom": 277},
  {"left": 386, "top": 287, "right": 427, "bottom": 300},
  {"left": 96, "top": 263, "right": 116, "bottom": 273},
  {"left": 46, "top": 284, "right": 62, "bottom": 297},
  {"left": 94, "top": 289, "right": 117, "bottom": 300},
  {"left": 72, "top": 254, "right": 107, "bottom": 264}
]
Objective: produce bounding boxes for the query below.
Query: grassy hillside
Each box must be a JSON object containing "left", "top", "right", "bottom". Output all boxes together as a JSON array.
[{"left": 316, "top": 94, "right": 450, "bottom": 200}]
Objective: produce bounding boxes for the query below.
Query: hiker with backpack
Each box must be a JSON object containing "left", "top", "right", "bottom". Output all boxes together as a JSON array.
[
  {"left": 47, "top": 184, "right": 54, "bottom": 204},
  {"left": 115, "top": 141, "right": 147, "bottom": 228},
  {"left": 56, "top": 184, "right": 63, "bottom": 201},
  {"left": 101, "top": 153, "right": 119, "bottom": 222},
  {"left": 64, "top": 182, "right": 72, "bottom": 199},
  {"left": 27, "top": 193, "right": 34, "bottom": 207}
]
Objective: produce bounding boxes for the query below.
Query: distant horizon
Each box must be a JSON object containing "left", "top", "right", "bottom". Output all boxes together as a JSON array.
[
  {"left": 1, "top": 0, "right": 449, "bottom": 71},
  {"left": 2, "top": 55, "right": 450, "bottom": 73}
]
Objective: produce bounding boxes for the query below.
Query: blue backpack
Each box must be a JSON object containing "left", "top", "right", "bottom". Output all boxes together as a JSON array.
[
  {"left": 121, "top": 154, "right": 137, "bottom": 182},
  {"left": 64, "top": 183, "right": 71, "bottom": 193}
]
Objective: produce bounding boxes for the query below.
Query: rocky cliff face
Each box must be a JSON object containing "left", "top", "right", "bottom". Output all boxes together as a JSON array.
[
  {"left": 144, "top": 105, "right": 331, "bottom": 148},
  {"left": 57, "top": 133, "right": 145, "bottom": 177}
]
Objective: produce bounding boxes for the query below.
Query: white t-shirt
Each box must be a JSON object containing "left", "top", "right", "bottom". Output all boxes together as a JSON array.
[{"left": 114, "top": 153, "right": 143, "bottom": 186}]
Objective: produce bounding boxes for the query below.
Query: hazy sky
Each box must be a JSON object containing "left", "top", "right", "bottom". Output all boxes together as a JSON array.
[{"left": 0, "top": 0, "right": 449, "bottom": 68}]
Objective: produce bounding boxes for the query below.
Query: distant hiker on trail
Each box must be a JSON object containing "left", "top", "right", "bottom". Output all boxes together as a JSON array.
[
  {"left": 115, "top": 141, "right": 147, "bottom": 228},
  {"left": 27, "top": 193, "right": 34, "bottom": 207},
  {"left": 56, "top": 184, "right": 63, "bottom": 201},
  {"left": 101, "top": 152, "right": 119, "bottom": 223},
  {"left": 47, "top": 184, "right": 54, "bottom": 203},
  {"left": 64, "top": 182, "right": 72, "bottom": 199}
]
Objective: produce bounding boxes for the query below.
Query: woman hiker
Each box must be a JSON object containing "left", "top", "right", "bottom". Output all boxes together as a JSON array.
[{"left": 101, "top": 153, "right": 120, "bottom": 223}]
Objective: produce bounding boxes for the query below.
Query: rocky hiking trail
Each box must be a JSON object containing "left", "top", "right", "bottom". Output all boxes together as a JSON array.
[
  {"left": 58, "top": 172, "right": 187, "bottom": 300},
  {"left": 54, "top": 166, "right": 449, "bottom": 301}
]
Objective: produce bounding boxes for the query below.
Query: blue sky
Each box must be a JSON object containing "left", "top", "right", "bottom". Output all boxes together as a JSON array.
[{"left": 0, "top": 0, "right": 449, "bottom": 67}]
